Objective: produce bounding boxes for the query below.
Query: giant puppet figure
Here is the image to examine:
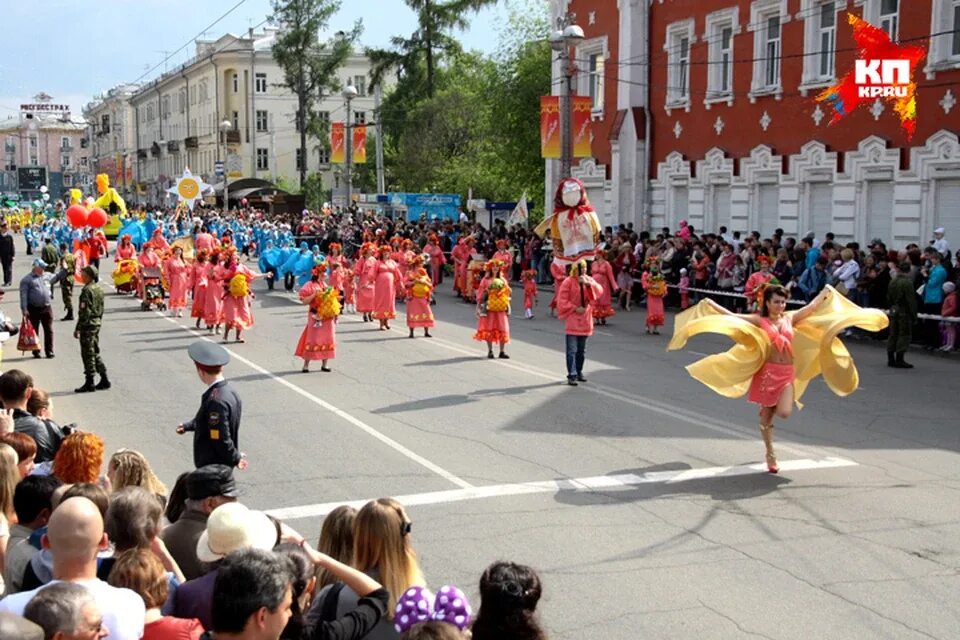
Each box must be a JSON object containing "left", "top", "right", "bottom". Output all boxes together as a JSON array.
[{"left": 534, "top": 177, "right": 602, "bottom": 266}]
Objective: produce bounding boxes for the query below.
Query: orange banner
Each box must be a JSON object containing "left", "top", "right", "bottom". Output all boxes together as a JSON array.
[
  {"left": 540, "top": 96, "right": 560, "bottom": 158},
  {"left": 353, "top": 124, "right": 367, "bottom": 164},
  {"left": 331, "top": 122, "right": 345, "bottom": 164},
  {"left": 573, "top": 96, "right": 593, "bottom": 158}
]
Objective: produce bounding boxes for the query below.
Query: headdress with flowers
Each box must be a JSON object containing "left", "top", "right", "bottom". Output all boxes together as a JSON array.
[
  {"left": 328, "top": 242, "right": 342, "bottom": 253},
  {"left": 378, "top": 244, "right": 393, "bottom": 254}
]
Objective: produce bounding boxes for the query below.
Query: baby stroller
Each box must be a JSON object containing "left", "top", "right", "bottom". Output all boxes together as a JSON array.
[{"left": 140, "top": 266, "right": 167, "bottom": 311}]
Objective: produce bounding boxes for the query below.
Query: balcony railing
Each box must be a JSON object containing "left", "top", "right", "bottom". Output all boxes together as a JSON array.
[
  {"left": 221, "top": 130, "right": 241, "bottom": 144},
  {"left": 167, "top": 140, "right": 180, "bottom": 153},
  {"left": 184, "top": 136, "right": 199, "bottom": 149}
]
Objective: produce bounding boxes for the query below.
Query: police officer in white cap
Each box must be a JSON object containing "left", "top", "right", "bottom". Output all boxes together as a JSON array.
[
  {"left": 175, "top": 341, "right": 248, "bottom": 470},
  {"left": 932, "top": 227, "right": 950, "bottom": 260}
]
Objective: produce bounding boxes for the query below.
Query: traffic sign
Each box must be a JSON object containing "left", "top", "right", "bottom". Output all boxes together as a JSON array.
[{"left": 214, "top": 161, "right": 225, "bottom": 177}]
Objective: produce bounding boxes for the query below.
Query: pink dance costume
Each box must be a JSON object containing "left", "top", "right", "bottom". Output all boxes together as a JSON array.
[
  {"left": 295, "top": 281, "right": 336, "bottom": 360},
  {"left": 747, "top": 316, "right": 795, "bottom": 407}
]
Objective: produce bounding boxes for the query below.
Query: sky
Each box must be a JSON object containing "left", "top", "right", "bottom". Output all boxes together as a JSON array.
[{"left": 0, "top": 0, "right": 516, "bottom": 122}]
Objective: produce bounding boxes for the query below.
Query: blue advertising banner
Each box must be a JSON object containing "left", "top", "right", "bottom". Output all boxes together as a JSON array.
[{"left": 388, "top": 192, "right": 461, "bottom": 221}]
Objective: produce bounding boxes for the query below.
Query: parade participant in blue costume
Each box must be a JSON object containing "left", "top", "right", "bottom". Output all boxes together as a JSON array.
[
  {"left": 143, "top": 212, "right": 158, "bottom": 240},
  {"left": 258, "top": 240, "right": 282, "bottom": 290},
  {"left": 295, "top": 247, "right": 320, "bottom": 288},
  {"left": 118, "top": 217, "right": 147, "bottom": 250}
]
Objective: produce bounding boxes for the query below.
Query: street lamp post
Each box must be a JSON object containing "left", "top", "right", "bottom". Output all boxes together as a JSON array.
[
  {"left": 219, "top": 120, "right": 232, "bottom": 210},
  {"left": 342, "top": 85, "right": 358, "bottom": 210},
  {"left": 550, "top": 14, "right": 584, "bottom": 179}
]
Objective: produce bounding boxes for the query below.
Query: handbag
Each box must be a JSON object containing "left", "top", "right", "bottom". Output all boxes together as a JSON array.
[{"left": 17, "top": 317, "right": 39, "bottom": 353}]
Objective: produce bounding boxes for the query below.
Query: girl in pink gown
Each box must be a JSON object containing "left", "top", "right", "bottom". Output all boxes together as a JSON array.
[
  {"left": 372, "top": 245, "right": 403, "bottom": 330},
  {"left": 424, "top": 234, "right": 446, "bottom": 285},
  {"left": 204, "top": 252, "right": 224, "bottom": 334},
  {"left": 220, "top": 250, "right": 256, "bottom": 343},
  {"left": 341, "top": 256, "right": 356, "bottom": 313},
  {"left": 150, "top": 229, "right": 169, "bottom": 253},
  {"left": 296, "top": 263, "right": 336, "bottom": 372},
  {"left": 591, "top": 252, "right": 619, "bottom": 325},
  {"left": 473, "top": 260, "right": 511, "bottom": 359},
  {"left": 641, "top": 266, "right": 666, "bottom": 334},
  {"left": 116, "top": 234, "right": 136, "bottom": 259},
  {"left": 190, "top": 251, "right": 209, "bottom": 328},
  {"left": 404, "top": 255, "right": 434, "bottom": 338},
  {"left": 354, "top": 244, "right": 378, "bottom": 322},
  {"left": 549, "top": 260, "right": 566, "bottom": 317},
  {"left": 492, "top": 240, "right": 513, "bottom": 279},
  {"left": 163, "top": 246, "right": 190, "bottom": 317},
  {"left": 327, "top": 243, "right": 345, "bottom": 294}
]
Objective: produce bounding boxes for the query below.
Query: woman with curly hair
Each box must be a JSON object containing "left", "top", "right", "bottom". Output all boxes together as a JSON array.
[
  {"left": 471, "top": 561, "right": 547, "bottom": 640},
  {"left": 107, "top": 449, "right": 168, "bottom": 508},
  {"left": 52, "top": 431, "right": 104, "bottom": 484}
]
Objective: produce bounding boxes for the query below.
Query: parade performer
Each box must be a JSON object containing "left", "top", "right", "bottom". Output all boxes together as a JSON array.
[
  {"left": 257, "top": 240, "right": 281, "bottom": 290},
  {"left": 398, "top": 238, "right": 416, "bottom": 288},
  {"left": 150, "top": 228, "right": 170, "bottom": 253},
  {"left": 641, "top": 260, "right": 667, "bottom": 334},
  {"left": 590, "top": 251, "right": 618, "bottom": 325},
  {"left": 668, "top": 285, "right": 888, "bottom": 473},
  {"left": 534, "top": 177, "right": 601, "bottom": 267},
  {"left": 326, "top": 242, "right": 346, "bottom": 296},
  {"left": 549, "top": 260, "right": 566, "bottom": 317},
  {"left": 451, "top": 237, "right": 473, "bottom": 297},
  {"left": 163, "top": 246, "right": 190, "bottom": 318},
  {"left": 194, "top": 225, "right": 217, "bottom": 254},
  {"left": 73, "top": 266, "right": 110, "bottom": 393},
  {"left": 176, "top": 341, "right": 247, "bottom": 470},
  {"left": 372, "top": 245, "right": 403, "bottom": 331},
  {"left": 355, "top": 243, "right": 378, "bottom": 322},
  {"left": 295, "top": 262, "right": 338, "bottom": 373},
  {"left": 404, "top": 255, "right": 434, "bottom": 338},
  {"left": 137, "top": 242, "right": 161, "bottom": 300},
  {"left": 522, "top": 268, "right": 538, "bottom": 319},
  {"left": 116, "top": 234, "right": 136, "bottom": 260},
  {"left": 424, "top": 233, "right": 446, "bottom": 286},
  {"left": 492, "top": 240, "right": 513, "bottom": 278},
  {"left": 745, "top": 256, "right": 775, "bottom": 311},
  {"left": 220, "top": 249, "right": 256, "bottom": 343},
  {"left": 556, "top": 260, "right": 603, "bottom": 386},
  {"left": 474, "top": 260, "right": 511, "bottom": 359},
  {"left": 190, "top": 251, "right": 209, "bottom": 329},
  {"left": 204, "top": 252, "right": 225, "bottom": 334},
  {"left": 341, "top": 255, "right": 356, "bottom": 314}
]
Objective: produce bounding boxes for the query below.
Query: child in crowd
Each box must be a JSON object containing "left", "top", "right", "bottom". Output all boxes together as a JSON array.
[
  {"left": 941, "top": 281, "right": 957, "bottom": 352},
  {"left": 522, "top": 269, "right": 538, "bottom": 319},
  {"left": 679, "top": 268, "right": 690, "bottom": 310}
]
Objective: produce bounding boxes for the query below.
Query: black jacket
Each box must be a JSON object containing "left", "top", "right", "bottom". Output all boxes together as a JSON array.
[
  {"left": 13, "top": 410, "right": 65, "bottom": 462},
  {"left": 0, "top": 233, "right": 14, "bottom": 260},
  {"left": 183, "top": 380, "right": 242, "bottom": 468}
]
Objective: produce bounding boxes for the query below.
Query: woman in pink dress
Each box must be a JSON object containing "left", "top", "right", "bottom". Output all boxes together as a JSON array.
[
  {"left": 341, "top": 256, "right": 356, "bottom": 314},
  {"left": 404, "top": 255, "right": 434, "bottom": 338},
  {"left": 327, "top": 242, "right": 345, "bottom": 295},
  {"left": 204, "top": 251, "right": 225, "bottom": 334},
  {"left": 354, "top": 243, "right": 378, "bottom": 322},
  {"left": 590, "top": 251, "right": 619, "bottom": 325},
  {"left": 641, "top": 263, "right": 666, "bottom": 334},
  {"left": 397, "top": 238, "right": 416, "bottom": 290},
  {"left": 150, "top": 229, "right": 169, "bottom": 253},
  {"left": 163, "top": 246, "right": 190, "bottom": 317},
  {"left": 116, "top": 234, "right": 136, "bottom": 259},
  {"left": 220, "top": 250, "right": 256, "bottom": 343},
  {"left": 372, "top": 245, "right": 403, "bottom": 331},
  {"left": 190, "top": 251, "right": 209, "bottom": 328},
  {"left": 138, "top": 243, "right": 161, "bottom": 300},
  {"left": 424, "top": 233, "right": 446, "bottom": 285},
  {"left": 295, "top": 263, "right": 337, "bottom": 372},
  {"left": 473, "top": 260, "right": 511, "bottom": 359}
]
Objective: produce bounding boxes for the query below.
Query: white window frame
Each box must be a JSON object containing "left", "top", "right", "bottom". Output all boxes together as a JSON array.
[
  {"left": 664, "top": 19, "right": 695, "bottom": 112},
  {"left": 576, "top": 36, "right": 610, "bottom": 118},
  {"left": 353, "top": 76, "right": 367, "bottom": 96},
  {"left": 255, "top": 73, "right": 267, "bottom": 93},
  {"left": 799, "top": 0, "right": 838, "bottom": 92},
  {"left": 256, "top": 148, "right": 268, "bottom": 170},
  {"left": 749, "top": 0, "right": 790, "bottom": 102},
  {"left": 854, "top": 0, "right": 898, "bottom": 42},
  {"left": 354, "top": 111, "right": 366, "bottom": 124},
  {"left": 318, "top": 147, "right": 330, "bottom": 165},
  {"left": 255, "top": 110, "right": 268, "bottom": 133},
  {"left": 704, "top": 7, "right": 740, "bottom": 107},
  {"left": 925, "top": 0, "right": 960, "bottom": 77},
  {"left": 232, "top": 73, "right": 239, "bottom": 93}
]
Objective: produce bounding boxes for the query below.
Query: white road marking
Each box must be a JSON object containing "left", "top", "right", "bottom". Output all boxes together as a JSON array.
[{"left": 266, "top": 456, "right": 859, "bottom": 520}]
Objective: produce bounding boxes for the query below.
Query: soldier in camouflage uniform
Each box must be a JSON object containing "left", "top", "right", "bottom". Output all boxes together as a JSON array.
[
  {"left": 886, "top": 261, "right": 917, "bottom": 369},
  {"left": 57, "top": 242, "right": 75, "bottom": 321},
  {"left": 74, "top": 265, "right": 111, "bottom": 393}
]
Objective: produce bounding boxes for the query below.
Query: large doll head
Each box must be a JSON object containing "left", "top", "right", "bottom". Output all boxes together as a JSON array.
[{"left": 553, "top": 178, "right": 589, "bottom": 210}]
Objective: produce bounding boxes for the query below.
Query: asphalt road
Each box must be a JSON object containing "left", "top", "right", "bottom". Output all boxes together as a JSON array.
[{"left": 5, "top": 248, "right": 959, "bottom": 639}]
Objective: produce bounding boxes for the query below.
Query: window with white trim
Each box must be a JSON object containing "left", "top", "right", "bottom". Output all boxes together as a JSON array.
[
  {"left": 353, "top": 76, "right": 367, "bottom": 96},
  {"left": 925, "top": 0, "right": 960, "bottom": 76},
  {"left": 232, "top": 73, "right": 239, "bottom": 93},
  {"left": 800, "top": 1, "right": 837, "bottom": 87},
  {"left": 255, "top": 110, "right": 268, "bottom": 133},
  {"left": 577, "top": 37, "right": 610, "bottom": 114},
  {"left": 665, "top": 19, "right": 695, "bottom": 108},
  {"left": 953, "top": 0, "right": 960, "bottom": 56},
  {"left": 256, "top": 148, "right": 268, "bottom": 170},
  {"left": 353, "top": 111, "right": 366, "bottom": 124},
  {"left": 255, "top": 73, "right": 267, "bottom": 93},
  {"left": 879, "top": 0, "right": 899, "bottom": 41},
  {"left": 318, "top": 147, "right": 330, "bottom": 164},
  {"left": 705, "top": 8, "right": 739, "bottom": 101},
  {"left": 588, "top": 53, "right": 605, "bottom": 111},
  {"left": 749, "top": 0, "right": 789, "bottom": 98}
]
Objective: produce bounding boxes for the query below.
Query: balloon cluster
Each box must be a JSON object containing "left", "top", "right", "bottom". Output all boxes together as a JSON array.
[{"left": 64, "top": 174, "right": 126, "bottom": 228}]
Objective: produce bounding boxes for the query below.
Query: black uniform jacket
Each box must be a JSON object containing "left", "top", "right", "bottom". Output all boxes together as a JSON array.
[{"left": 183, "top": 380, "right": 242, "bottom": 468}]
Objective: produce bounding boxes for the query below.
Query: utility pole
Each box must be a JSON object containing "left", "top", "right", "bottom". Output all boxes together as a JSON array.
[
  {"left": 374, "top": 83, "right": 385, "bottom": 194},
  {"left": 342, "top": 85, "right": 358, "bottom": 208},
  {"left": 550, "top": 13, "right": 583, "bottom": 179}
]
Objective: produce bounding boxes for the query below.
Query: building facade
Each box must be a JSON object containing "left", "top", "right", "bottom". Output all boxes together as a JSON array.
[
  {"left": 550, "top": 0, "right": 960, "bottom": 246},
  {"left": 127, "top": 28, "right": 383, "bottom": 205},
  {"left": 83, "top": 84, "right": 140, "bottom": 202},
  {"left": 1, "top": 110, "right": 92, "bottom": 200}
]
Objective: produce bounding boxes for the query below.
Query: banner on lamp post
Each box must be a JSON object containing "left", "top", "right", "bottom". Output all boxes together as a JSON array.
[
  {"left": 573, "top": 96, "right": 593, "bottom": 158},
  {"left": 353, "top": 124, "right": 367, "bottom": 164},
  {"left": 330, "top": 122, "right": 345, "bottom": 164},
  {"left": 540, "top": 96, "right": 560, "bottom": 158}
]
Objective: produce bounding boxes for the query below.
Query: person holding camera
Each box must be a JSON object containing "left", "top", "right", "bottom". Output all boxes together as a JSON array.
[{"left": 0, "top": 370, "right": 67, "bottom": 463}]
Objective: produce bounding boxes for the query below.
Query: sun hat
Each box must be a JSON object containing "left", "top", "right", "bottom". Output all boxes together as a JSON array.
[{"left": 195, "top": 502, "right": 277, "bottom": 563}]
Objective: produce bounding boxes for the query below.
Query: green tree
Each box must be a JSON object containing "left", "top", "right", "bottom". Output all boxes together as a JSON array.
[{"left": 271, "top": 0, "right": 361, "bottom": 185}]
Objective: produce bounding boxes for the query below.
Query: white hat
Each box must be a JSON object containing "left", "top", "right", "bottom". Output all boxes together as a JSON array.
[
  {"left": 196, "top": 502, "right": 277, "bottom": 563},
  {"left": 934, "top": 227, "right": 945, "bottom": 234}
]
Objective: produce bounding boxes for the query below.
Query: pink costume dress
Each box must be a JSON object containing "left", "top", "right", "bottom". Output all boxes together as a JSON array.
[
  {"left": 473, "top": 276, "right": 511, "bottom": 344},
  {"left": 425, "top": 243, "right": 446, "bottom": 284},
  {"left": 204, "top": 263, "right": 225, "bottom": 326},
  {"left": 405, "top": 269, "right": 435, "bottom": 329},
  {"left": 355, "top": 257, "right": 378, "bottom": 313},
  {"left": 493, "top": 250, "right": 513, "bottom": 276},
  {"left": 591, "top": 260, "right": 618, "bottom": 319},
  {"left": 641, "top": 272, "right": 665, "bottom": 328},
  {"left": 191, "top": 263, "right": 209, "bottom": 319},
  {"left": 150, "top": 232, "right": 170, "bottom": 253},
  {"left": 327, "top": 255, "right": 345, "bottom": 292},
  {"left": 116, "top": 243, "right": 136, "bottom": 260},
  {"left": 747, "top": 316, "right": 795, "bottom": 407},
  {"left": 549, "top": 261, "right": 567, "bottom": 311},
  {"left": 372, "top": 259, "right": 403, "bottom": 320},
  {"left": 523, "top": 279, "right": 538, "bottom": 311},
  {"left": 341, "top": 258, "right": 356, "bottom": 305},
  {"left": 295, "top": 280, "right": 336, "bottom": 360},
  {"left": 221, "top": 264, "right": 256, "bottom": 330},
  {"left": 163, "top": 257, "right": 190, "bottom": 310},
  {"left": 194, "top": 232, "right": 216, "bottom": 253},
  {"left": 138, "top": 250, "right": 161, "bottom": 298}
]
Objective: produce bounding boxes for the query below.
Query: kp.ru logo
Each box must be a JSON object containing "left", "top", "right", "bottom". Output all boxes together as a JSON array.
[{"left": 816, "top": 13, "right": 926, "bottom": 139}]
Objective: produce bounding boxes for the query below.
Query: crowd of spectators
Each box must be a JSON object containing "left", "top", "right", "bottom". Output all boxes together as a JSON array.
[{"left": 0, "top": 368, "right": 551, "bottom": 640}]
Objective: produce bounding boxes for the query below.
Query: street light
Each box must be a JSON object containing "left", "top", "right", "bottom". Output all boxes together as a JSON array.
[
  {"left": 220, "top": 120, "right": 232, "bottom": 210},
  {"left": 342, "top": 85, "right": 358, "bottom": 210},
  {"left": 551, "top": 14, "right": 583, "bottom": 178}
]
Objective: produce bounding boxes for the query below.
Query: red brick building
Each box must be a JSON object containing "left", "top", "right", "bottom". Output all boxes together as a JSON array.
[{"left": 549, "top": 0, "right": 960, "bottom": 246}]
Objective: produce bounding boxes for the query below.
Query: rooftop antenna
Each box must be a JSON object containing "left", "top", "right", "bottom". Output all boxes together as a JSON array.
[{"left": 155, "top": 50, "right": 172, "bottom": 73}]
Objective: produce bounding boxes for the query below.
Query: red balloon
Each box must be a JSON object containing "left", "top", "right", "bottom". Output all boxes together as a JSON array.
[
  {"left": 87, "top": 207, "right": 108, "bottom": 228},
  {"left": 66, "top": 205, "right": 89, "bottom": 228}
]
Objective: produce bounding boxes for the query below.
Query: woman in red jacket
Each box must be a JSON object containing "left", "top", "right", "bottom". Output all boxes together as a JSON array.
[{"left": 556, "top": 260, "right": 603, "bottom": 386}]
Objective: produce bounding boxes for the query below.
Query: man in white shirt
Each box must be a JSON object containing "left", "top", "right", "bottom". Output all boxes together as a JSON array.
[
  {"left": 932, "top": 227, "right": 950, "bottom": 258},
  {"left": 0, "top": 496, "right": 145, "bottom": 639}
]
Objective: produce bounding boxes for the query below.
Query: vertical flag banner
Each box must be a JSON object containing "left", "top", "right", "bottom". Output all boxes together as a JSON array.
[
  {"left": 540, "top": 96, "right": 560, "bottom": 158},
  {"left": 573, "top": 96, "right": 593, "bottom": 158},
  {"left": 353, "top": 124, "right": 367, "bottom": 164},
  {"left": 330, "top": 122, "right": 345, "bottom": 164},
  {"left": 508, "top": 192, "right": 529, "bottom": 226}
]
